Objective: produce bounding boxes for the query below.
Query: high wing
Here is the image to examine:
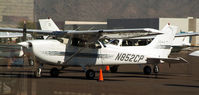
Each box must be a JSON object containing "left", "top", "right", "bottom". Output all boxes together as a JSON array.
[
  {"left": 189, "top": 50, "right": 199, "bottom": 57},
  {"left": 0, "top": 32, "right": 31, "bottom": 38},
  {"left": 129, "top": 32, "right": 199, "bottom": 40},
  {"left": 0, "top": 28, "right": 53, "bottom": 34},
  {"left": 147, "top": 57, "right": 188, "bottom": 64},
  {"left": 0, "top": 27, "right": 162, "bottom": 41}
]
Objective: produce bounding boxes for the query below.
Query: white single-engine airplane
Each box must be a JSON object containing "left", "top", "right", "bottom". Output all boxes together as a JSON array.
[{"left": 0, "top": 20, "right": 188, "bottom": 79}]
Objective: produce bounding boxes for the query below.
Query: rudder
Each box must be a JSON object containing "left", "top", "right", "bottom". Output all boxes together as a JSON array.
[{"left": 39, "top": 18, "right": 60, "bottom": 31}]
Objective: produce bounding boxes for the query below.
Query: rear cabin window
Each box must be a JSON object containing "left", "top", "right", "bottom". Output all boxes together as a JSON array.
[{"left": 121, "top": 39, "right": 153, "bottom": 46}]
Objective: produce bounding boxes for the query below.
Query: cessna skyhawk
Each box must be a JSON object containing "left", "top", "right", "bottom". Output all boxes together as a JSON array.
[{"left": 0, "top": 21, "right": 187, "bottom": 79}]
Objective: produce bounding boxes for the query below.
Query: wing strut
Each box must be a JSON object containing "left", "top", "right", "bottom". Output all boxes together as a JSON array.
[{"left": 64, "top": 48, "right": 84, "bottom": 63}]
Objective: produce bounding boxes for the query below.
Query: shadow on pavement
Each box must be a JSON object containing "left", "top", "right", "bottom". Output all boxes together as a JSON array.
[{"left": 164, "top": 84, "right": 199, "bottom": 88}]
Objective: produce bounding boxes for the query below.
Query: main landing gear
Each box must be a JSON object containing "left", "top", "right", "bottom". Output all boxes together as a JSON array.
[
  {"left": 110, "top": 65, "right": 119, "bottom": 73},
  {"left": 143, "top": 65, "right": 159, "bottom": 75},
  {"left": 85, "top": 69, "right": 95, "bottom": 79}
]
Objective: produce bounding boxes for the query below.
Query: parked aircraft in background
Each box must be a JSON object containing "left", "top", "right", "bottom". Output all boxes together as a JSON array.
[{"left": 0, "top": 45, "right": 24, "bottom": 58}]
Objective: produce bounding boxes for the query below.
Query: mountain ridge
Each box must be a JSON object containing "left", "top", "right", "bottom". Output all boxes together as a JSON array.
[{"left": 35, "top": 0, "right": 199, "bottom": 21}]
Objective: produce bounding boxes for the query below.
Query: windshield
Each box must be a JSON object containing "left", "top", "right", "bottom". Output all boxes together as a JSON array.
[{"left": 108, "top": 39, "right": 119, "bottom": 46}]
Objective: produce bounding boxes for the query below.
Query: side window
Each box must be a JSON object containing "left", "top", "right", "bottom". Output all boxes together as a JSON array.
[
  {"left": 89, "top": 41, "right": 101, "bottom": 49},
  {"left": 121, "top": 39, "right": 153, "bottom": 46},
  {"left": 71, "top": 38, "right": 86, "bottom": 47},
  {"left": 122, "top": 40, "right": 135, "bottom": 46}
]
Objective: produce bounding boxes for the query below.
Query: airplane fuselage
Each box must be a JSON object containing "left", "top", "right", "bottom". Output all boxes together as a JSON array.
[{"left": 27, "top": 39, "right": 171, "bottom": 67}]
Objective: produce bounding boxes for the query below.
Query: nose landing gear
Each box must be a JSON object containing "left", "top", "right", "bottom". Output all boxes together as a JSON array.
[
  {"left": 35, "top": 67, "right": 42, "bottom": 78},
  {"left": 153, "top": 65, "right": 159, "bottom": 74}
]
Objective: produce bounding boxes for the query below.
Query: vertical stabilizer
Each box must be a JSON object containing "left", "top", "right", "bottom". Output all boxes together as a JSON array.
[
  {"left": 39, "top": 18, "right": 60, "bottom": 31},
  {"left": 148, "top": 24, "right": 178, "bottom": 58}
]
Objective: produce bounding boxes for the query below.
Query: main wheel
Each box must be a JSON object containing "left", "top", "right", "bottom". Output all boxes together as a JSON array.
[
  {"left": 153, "top": 65, "right": 159, "bottom": 74},
  {"left": 143, "top": 66, "right": 151, "bottom": 75},
  {"left": 110, "top": 65, "right": 118, "bottom": 73},
  {"left": 86, "top": 69, "right": 95, "bottom": 79},
  {"left": 50, "top": 68, "right": 60, "bottom": 77},
  {"left": 34, "top": 67, "right": 42, "bottom": 78}
]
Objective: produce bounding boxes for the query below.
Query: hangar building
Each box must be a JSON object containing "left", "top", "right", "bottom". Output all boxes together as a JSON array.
[{"left": 0, "top": 0, "right": 34, "bottom": 27}]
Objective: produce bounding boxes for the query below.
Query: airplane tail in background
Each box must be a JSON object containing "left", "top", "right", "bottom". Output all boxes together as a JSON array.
[
  {"left": 39, "top": 18, "right": 60, "bottom": 31},
  {"left": 148, "top": 24, "right": 178, "bottom": 58}
]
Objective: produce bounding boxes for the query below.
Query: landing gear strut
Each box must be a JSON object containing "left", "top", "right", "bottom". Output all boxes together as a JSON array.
[
  {"left": 86, "top": 69, "right": 95, "bottom": 79},
  {"left": 28, "top": 59, "right": 34, "bottom": 66},
  {"left": 35, "top": 67, "right": 42, "bottom": 78},
  {"left": 153, "top": 65, "right": 159, "bottom": 74}
]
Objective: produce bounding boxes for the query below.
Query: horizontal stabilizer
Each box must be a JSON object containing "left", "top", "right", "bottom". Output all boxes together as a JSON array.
[
  {"left": 175, "top": 32, "right": 199, "bottom": 37},
  {"left": 189, "top": 50, "right": 199, "bottom": 57},
  {"left": 147, "top": 57, "right": 188, "bottom": 64}
]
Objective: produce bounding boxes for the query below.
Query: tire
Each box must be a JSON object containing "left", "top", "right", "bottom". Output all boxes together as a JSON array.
[
  {"left": 86, "top": 69, "right": 95, "bottom": 79},
  {"left": 110, "top": 65, "right": 118, "bottom": 73},
  {"left": 143, "top": 66, "right": 151, "bottom": 75},
  {"left": 50, "top": 68, "right": 60, "bottom": 77}
]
